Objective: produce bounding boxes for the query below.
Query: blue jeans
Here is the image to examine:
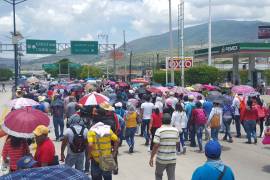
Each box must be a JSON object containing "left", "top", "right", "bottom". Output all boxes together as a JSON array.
[
  {"left": 142, "top": 119, "right": 150, "bottom": 142},
  {"left": 65, "top": 152, "right": 84, "bottom": 171},
  {"left": 223, "top": 118, "right": 232, "bottom": 139},
  {"left": 234, "top": 115, "right": 241, "bottom": 136},
  {"left": 53, "top": 116, "right": 64, "bottom": 139},
  {"left": 125, "top": 127, "right": 137, "bottom": 148},
  {"left": 195, "top": 125, "right": 204, "bottom": 150},
  {"left": 180, "top": 128, "right": 186, "bottom": 147},
  {"left": 243, "top": 120, "right": 257, "bottom": 142},
  {"left": 211, "top": 128, "right": 220, "bottom": 141},
  {"left": 91, "top": 160, "right": 112, "bottom": 180}
]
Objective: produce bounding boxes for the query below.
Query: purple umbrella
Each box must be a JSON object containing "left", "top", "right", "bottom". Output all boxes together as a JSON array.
[
  {"left": 187, "top": 92, "right": 205, "bottom": 100},
  {"left": 231, "top": 85, "right": 256, "bottom": 95}
]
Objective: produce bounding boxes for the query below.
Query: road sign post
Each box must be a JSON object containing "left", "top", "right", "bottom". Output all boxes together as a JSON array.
[
  {"left": 71, "top": 41, "right": 98, "bottom": 55},
  {"left": 26, "top": 39, "right": 56, "bottom": 54}
]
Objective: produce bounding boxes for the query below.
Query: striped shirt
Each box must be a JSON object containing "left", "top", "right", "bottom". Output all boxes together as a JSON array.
[{"left": 153, "top": 125, "right": 179, "bottom": 164}]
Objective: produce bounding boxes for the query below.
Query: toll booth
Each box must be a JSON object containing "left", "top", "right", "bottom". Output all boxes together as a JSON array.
[{"left": 194, "top": 43, "right": 270, "bottom": 87}]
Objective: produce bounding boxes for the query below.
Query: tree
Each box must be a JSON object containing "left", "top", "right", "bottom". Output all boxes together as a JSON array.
[
  {"left": 79, "top": 65, "right": 103, "bottom": 79},
  {"left": 0, "top": 68, "right": 13, "bottom": 81},
  {"left": 185, "top": 65, "right": 223, "bottom": 85}
]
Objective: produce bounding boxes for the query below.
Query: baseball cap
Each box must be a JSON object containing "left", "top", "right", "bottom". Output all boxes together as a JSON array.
[
  {"left": 205, "top": 140, "right": 222, "bottom": 159},
  {"left": 17, "top": 156, "right": 37, "bottom": 169},
  {"left": 33, "top": 125, "right": 49, "bottom": 136}
]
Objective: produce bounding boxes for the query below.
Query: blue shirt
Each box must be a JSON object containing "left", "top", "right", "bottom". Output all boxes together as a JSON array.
[
  {"left": 185, "top": 102, "right": 195, "bottom": 120},
  {"left": 192, "top": 162, "right": 235, "bottom": 180},
  {"left": 203, "top": 101, "right": 213, "bottom": 118}
]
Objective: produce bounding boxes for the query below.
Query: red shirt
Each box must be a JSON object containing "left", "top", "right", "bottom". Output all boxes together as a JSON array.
[
  {"left": 34, "top": 138, "right": 55, "bottom": 167},
  {"left": 2, "top": 138, "right": 29, "bottom": 171},
  {"left": 242, "top": 107, "right": 259, "bottom": 121},
  {"left": 151, "top": 113, "right": 163, "bottom": 128}
]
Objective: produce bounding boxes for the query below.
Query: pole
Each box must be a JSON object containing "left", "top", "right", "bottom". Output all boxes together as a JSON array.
[
  {"left": 129, "top": 51, "right": 132, "bottom": 82},
  {"left": 166, "top": 57, "right": 168, "bottom": 85},
  {"left": 208, "top": 0, "right": 212, "bottom": 66},
  {"left": 169, "top": 0, "right": 174, "bottom": 84},
  {"left": 113, "top": 44, "right": 116, "bottom": 80},
  {"left": 12, "top": 0, "right": 18, "bottom": 88},
  {"left": 180, "top": 0, "right": 185, "bottom": 87}
]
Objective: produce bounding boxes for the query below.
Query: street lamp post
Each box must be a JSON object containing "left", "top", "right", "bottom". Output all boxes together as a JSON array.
[
  {"left": 168, "top": 0, "right": 174, "bottom": 84},
  {"left": 208, "top": 0, "right": 212, "bottom": 66},
  {"left": 3, "top": 0, "right": 27, "bottom": 88},
  {"left": 180, "top": 0, "right": 185, "bottom": 87}
]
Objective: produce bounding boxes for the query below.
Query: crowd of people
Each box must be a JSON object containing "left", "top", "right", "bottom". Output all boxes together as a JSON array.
[{"left": 1, "top": 79, "right": 270, "bottom": 180}]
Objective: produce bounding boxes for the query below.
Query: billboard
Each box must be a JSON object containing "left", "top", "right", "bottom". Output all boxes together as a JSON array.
[
  {"left": 258, "top": 26, "right": 270, "bottom": 39},
  {"left": 166, "top": 57, "right": 193, "bottom": 69}
]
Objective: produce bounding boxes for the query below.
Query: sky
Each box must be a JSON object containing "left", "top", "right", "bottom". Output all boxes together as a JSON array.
[{"left": 1, "top": 0, "right": 270, "bottom": 47}]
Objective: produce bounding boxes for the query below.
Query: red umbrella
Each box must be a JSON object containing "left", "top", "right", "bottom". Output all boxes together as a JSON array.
[
  {"left": 146, "top": 87, "right": 162, "bottom": 94},
  {"left": 131, "top": 78, "right": 148, "bottom": 84},
  {"left": 2, "top": 107, "right": 50, "bottom": 138},
  {"left": 231, "top": 85, "right": 256, "bottom": 95},
  {"left": 79, "top": 92, "right": 110, "bottom": 106},
  {"left": 118, "top": 82, "right": 129, "bottom": 87}
]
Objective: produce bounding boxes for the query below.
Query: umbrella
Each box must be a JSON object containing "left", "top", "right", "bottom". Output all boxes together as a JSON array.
[
  {"left": 146, "top": 87, "right": 162, "bottom": 94},
  {"left": 156, "top": 87, "right": 170, "bottom": 94},
  {"left": 0, "top": 165, "right": 90, "bottom": 180},
  {"left": 192, "top": 84, "right": 204, "bottom": 92},
  {"left": 220, "top": 82, "right": 233, "bottom": 88},
  {"left": 2, "top": 107, "right": 50, "bottom": 138},
  {"left": 107, "top": 80, "right": 116, "bottom": 86},
  {"left": 131, "top": 78, "right": 148, "bottom": 84},
  {"left": 67, "top": 84, "right": 83, "bottom": 91},
  {"left": 231, "top": 85, "right": 256, "bottom": 95},
  {"left": 206, "top": 94, "right": 232, "bottom": 104},
  {"left": 171, "top": 86, "right": 190, "bottom": 94},
  {"left": 118, "top": 82, "right": 129, "bottom": 87},
  {"left": 87, "top": 80, "right": 97, "bottom": 84},
  {"left": 27, "top": 76, "right": 39, "bottom": 84},
  {"left": 79, "top": 92, "right": 110, "bottom": 106},
  {"left": 10, "top": 97, "right": 39, "bottom": 109},
  {"left": 53, "top": 85, "right": 66, "bottom": 90},
  {"left": 127, "top": 98, "right": 139, "bottom": 107},
  {"left": 203, "top": 84, "right": 217, "bottom": 91},
  {"left": 208, "top": 91, "right": 222, "bottom": 96},
  {"left": 186, "top": 86, "right": 195, "bottom": 91},
  {"left": 131, "top": 83, "right": 143, "bottom": 88},
  {"left": 136, "top": 87, "right": 147, "bottom": 94},
  {"left": 187, "top": 92, "right": 205, "bottom": 100}
]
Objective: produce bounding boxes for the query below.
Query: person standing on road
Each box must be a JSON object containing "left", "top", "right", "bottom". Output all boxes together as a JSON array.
[
  {"left": 88, "top": 122, "right": 119, "bottom": 180},
  {"left": 51, "top": 95, "right": 65, "bottom": 141},
  {"left": 33, "top": 125, "right": 55, "bottom": 167},
  {"left": 192, "top": 102, "right": 208, "bottom": 152},
  {"left": 149, "top": 113, "right": 179, "bottom": 180},
  {"left": 242, "top": 99, "right": 258, "bottom": 144},
  {"left": 171, "top": 102, "right": 188, "bottom": 154},
  {"left": 65, "top": 96, "right": 78, "bottom": 126},
  {"left": 222, "top": 102, "right": 234, "bottom": 143},
  {"left": 60, "top": 114, "right": 88, "bottom": 171},
  {"left": 2, "top": 83, "right": 6, "bottom": 92},
  {"left": 149, "top": 105, "right": 163, "bottom": 151},
  {"left": 192, "top": 140, "right": 235, "bottom": 180},
  {"left": 232, "top": 94, "right": 242, "bottom": 138},
  {"left": 208, "top": 101, "right": 223, "bottom": 141},
  {"left": 141, "top": 95, "right": 154, "bottom": 145},
  {"left": 125, "top": 105, "right": 139, "bottom": 153}
]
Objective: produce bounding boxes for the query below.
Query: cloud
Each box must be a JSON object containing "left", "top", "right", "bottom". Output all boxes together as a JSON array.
[
  {"left": 1, "top": 0, "right": 270, "bottom": 45},
  {"left": 80, "top": 33, "right": 94, "bottom": 41}
]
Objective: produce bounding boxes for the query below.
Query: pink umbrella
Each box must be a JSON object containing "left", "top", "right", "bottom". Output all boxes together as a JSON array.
[
  {"left": 2, "top": 107, "right": 50, "bottom": 138},
  {"left": 203, "top": 84, "right": 216, "bottom": 91},
  {"left": 127, "top": 98, "right": 139, "bottom": 107},
  {"left": 171, "top": 87, "right": 190, "bottom": 94},
  {"left": 187, "top": 92, "right": 205, "bottom": 100},
  {"left": 79, "top": 92, "right": 110, "bottom": 106},
  {"left": 147, "top": 87, "right": 162, "bottom": 94},
  {"left": 131, "top": 78, "right": 149, "bottom": 84},
  {"left": 156, "top": 87, "right": 169, "bottom": 94},
  {"left": 231, "top": 85, "right": 256, "bottom": 95},
  {"left": 10, "top": 97, "right": 39, "bottom": 108},
  {"left": 192, "top": 84, "right": 204, "bottom": 92},
  {"left": 118, "top": 82, "right": 129, "bottom": 87}
]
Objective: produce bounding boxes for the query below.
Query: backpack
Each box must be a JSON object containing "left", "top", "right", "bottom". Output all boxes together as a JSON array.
[
  {"left": 194, "top": 109, "right": 207, "bottom": 125},
  {"left": 69, "top": 126, "right": 86, "bottom": 153},
  {"left": 210, "top": 109, "right": 221, "bottom": 128}
]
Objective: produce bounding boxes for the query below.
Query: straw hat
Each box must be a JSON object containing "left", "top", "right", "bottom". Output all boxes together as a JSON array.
[{"left": 100, "top": 102, "right": 114, "bottom": 111}]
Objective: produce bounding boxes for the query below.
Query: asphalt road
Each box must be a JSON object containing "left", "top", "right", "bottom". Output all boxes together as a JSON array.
[{"left": 0, "top": 89, "right": 269, "bottom": 179}]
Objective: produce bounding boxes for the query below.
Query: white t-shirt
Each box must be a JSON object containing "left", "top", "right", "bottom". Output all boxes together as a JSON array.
[
  {"left": 171, "top": 111, "right": 188, "bottom": 131},
  {"left": 155, "top": 101, "right": 164, "bottom": 113},
  {"left": 64, "top": 125, "right": 88, "bottom": 155},
  {"left": 141, "top": 102, "right": 154, "bottom": 119}
]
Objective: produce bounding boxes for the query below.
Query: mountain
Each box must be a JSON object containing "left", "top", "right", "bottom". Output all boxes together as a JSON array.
[
  {"left": 0, "top": 58, "right": 14, "bottom": 69},
  {"left": 126, "top": 20, "right": 270, "bottom": 53},
  {"left": 23, "top": 20, "right": 270, "bottom": 69}
]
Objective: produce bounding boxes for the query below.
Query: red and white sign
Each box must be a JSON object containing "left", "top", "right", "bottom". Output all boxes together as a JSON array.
[{"left": 166, "top": 57, "right": 193, "bottom": 69}]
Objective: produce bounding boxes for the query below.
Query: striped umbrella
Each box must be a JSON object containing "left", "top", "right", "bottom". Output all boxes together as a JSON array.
[{"left": 79, "top": 92, "right": 110, "bottom": 106}]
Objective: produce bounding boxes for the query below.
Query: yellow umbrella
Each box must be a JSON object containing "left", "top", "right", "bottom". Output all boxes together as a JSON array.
[{"left": 186, "top": 86, "right": 195, "bottom": 91}]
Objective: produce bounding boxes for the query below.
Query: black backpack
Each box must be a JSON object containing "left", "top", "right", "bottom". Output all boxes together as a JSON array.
[{"left": 70, "top": 126, "right": 86, "bottom": 153}]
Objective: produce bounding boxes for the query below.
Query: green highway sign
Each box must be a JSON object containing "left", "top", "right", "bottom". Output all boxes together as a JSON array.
[
  {"left": 26, "top": 39, "right": 56, "bottom": 54},
  {"left": 69, "top": 63, "right": 81, "bottom": 69},
  {"left": 71, "top": 41, "right": 98, "bottom": 55},
  {"left": 42, "top": 64, "right": 59, "bottom": 70}
]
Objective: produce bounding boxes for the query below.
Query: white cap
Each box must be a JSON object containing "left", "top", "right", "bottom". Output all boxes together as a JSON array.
[
  {"left": 188, "top": 95, "right": 195, "bottom": 100},
  {"left": 115, "top": 102, "right": 123, "bottom": 107}
]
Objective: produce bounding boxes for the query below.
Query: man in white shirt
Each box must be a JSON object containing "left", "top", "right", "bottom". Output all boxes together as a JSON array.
[
  {"left": 141, "top": 95, "right": 154, "bottom": 145},
  {"left": 232, "top": 94, "right": 241, "bottom": 137}
]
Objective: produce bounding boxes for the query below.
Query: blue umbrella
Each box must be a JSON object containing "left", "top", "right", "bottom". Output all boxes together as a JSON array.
[{"left": 0, "top": 165, "right": 90, "bottom": 180}]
